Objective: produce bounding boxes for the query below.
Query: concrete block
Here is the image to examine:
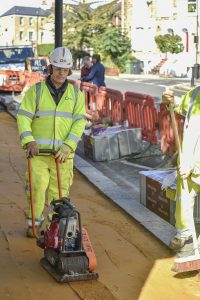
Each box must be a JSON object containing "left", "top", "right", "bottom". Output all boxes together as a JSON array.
[
  {"left": 139, "top": 169, "right": 200, "bottom": 226},
  {"left": 117, "top": 128, "right": 142, "bottom": 157},
  {"left": 83, "top": 133, "right": 119, "bottom": 161}
]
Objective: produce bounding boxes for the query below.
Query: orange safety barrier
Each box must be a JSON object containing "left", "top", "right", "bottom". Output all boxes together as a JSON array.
[
  {"left": 80, "top": 82, "right": 98, "bottom": 120},
  {"left": 0, "top": 70, "right": 26, "bottom": 92},
  {"left": 24, "top": 71, "right": 45, "bottom": 88},
  {"left": 97, "top": 87, "right": 124, "bottom": 124},
  {"left": 159, "top": 103, "right": 184, "bottom": 156},
  {"left": 68, "top": 79, "right": 80, "bottom": 89},
  {"left": 124, "top": 92, "right": 159, "bottom": 144}
]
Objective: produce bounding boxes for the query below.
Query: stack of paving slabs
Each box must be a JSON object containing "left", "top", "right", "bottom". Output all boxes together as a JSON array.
[
  {"left": 117, "top": 128, "right": 142, "bottom": 157},
  {"left": 83, "top": 125, "right": 142, "bottom": 162},
  {"left": 140, "top": 169, "right": 200, "bottom": 225}
]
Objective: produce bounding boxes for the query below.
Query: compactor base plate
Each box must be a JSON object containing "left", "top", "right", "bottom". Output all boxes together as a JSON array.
[{"left": 40, "top": 257, "right": 99, "bottom": 283}]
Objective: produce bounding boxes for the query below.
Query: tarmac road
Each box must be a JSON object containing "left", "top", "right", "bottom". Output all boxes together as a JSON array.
[
  {"left": 0, "top": 111, "right": 200, "bottom": 300},
  {"left": 70, "top": 71, "right": 190, "bottom": 100}
]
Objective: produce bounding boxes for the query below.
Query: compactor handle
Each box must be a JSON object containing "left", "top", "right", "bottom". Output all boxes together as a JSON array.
[{"left": 38, "top": 149, "right": 56, "bottom": 155}]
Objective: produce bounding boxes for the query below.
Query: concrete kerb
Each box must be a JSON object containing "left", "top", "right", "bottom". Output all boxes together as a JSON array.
[
  {"left": 170, "top": 83, "right": 192, "bottom": 92},
  {"left": 170, "top": 79, "right": 200, "bottom": 93},
  {"left": 0, "top": 94, "right": 176, "bottom": 247}
]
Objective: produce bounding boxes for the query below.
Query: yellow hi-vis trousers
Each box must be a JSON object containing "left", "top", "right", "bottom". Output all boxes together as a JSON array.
[
  {"left": 25, "top": 155, "right": 73, "bottom": 223},
  {"left": 175, "top": 173, "right": 200, "bottom": 238}
]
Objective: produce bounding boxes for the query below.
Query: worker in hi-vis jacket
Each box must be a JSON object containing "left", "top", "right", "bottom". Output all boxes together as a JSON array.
[
  {"left": 17, "top": 47, "right": 86, "bottom": 237},
  {"left": 163, "top": 87, "right": 200, "bottom": 254}
]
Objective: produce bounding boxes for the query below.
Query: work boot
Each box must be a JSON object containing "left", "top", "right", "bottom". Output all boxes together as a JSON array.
[
  {"left": 26, "top": 226, "right": 40, "bottom": 238},
  {"left": 26, "top": 215, "right": 45, "bottom": 238},
  {"left": 169, "top": 235, "right": 193, "bottom": 251}
]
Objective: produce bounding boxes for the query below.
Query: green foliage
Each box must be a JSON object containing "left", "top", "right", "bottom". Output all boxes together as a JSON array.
[
  {"left": 155, "top": 34, "right": 184, "bottom": 54},
  {"left": 37, "top": 44, "right": 54, "bottom": 56},
  {"left": 63, "top": 2, "right": 93, "bottom": 49},
  {"left": 62, "top": 1, "right": 132, "bottom": 72},
  {"left": 94, "top": 27, "right": 132, "bottom": 72},
  {"left": 70, "top": 49, "right": 90, "bottom": 60},
  {"left": 63, "top": 1, "right": 118, "bottom": 50}
]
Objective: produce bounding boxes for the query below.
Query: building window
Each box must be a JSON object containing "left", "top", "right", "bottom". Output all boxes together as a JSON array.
[
  {"left": 29, "top": 31, "right": 33, "bottom": 41},
  {"left": 188, "top": 0, "right": 197, "bottom": 13},
  {"left": 19, "top": 17, "right": 24, "bottom": 25},
  {"left": 19, "top": 31, "right": 23, "bottom": 40},
  {"left": 29, "top": 17, "right": 33, "bottom": 25}
]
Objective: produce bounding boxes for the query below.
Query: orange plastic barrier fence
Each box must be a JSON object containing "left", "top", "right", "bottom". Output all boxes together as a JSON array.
[
  {"left": 98, "top": 87, "right": 124, "bottom": 124},
  {"left": 68, "top": 79, "right": 80, "bottom": 88},
  {"left": 124, "top": 92, "right": 159, "bottom": 144},
  {"left": 24, "top": 71, "right": 45, "bottom": 88},
  {"left": 159, "top": 103, "right": 184, "bottom": 156},
  {"left": 80, "top": 82, "right": 98, "bottom": 120}
]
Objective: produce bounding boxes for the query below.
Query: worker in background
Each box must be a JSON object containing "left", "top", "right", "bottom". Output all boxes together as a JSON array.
[
  {"left": 17, "top": 47, "right": 86, "bottom": 237},
  {"left": 80, "top": 56, "right": 93, "bottom": 79},
  {"left": 163, "top": 88, "right": 200, "bottom": 254},
  {"left": 81, "top": 54, "right": 106, "bottom": 87}
]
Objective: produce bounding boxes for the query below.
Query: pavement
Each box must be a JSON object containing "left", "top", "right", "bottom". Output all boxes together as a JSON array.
[{"left": 170, "top": 79, "right": 200, "bottom": 96}]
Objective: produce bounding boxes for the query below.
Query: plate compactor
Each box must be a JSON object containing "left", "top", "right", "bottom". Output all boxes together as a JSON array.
[{"left": 28, "top": 149, "right": 99, "bottom": 282}]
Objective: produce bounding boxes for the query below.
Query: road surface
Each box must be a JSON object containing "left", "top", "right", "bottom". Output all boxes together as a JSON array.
[
  {"left": 70, "top": 71, "right": 189, "bottom": 100},
  {"left": 0, "top": 111, "right": 200, "bottom": 300}
]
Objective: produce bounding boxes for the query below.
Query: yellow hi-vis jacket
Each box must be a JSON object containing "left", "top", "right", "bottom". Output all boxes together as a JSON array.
[
  {"left": 17, "top": 81, "right": 86, "bottom": 158},
  {"left": 174, "top": 87, "right": 200, "bottom": 174}
]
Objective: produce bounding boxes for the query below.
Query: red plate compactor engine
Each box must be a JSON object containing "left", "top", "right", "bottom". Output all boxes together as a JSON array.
[
  {"left": 37, "top": 198, "right": 98, "bottom": 282},
  {"left": 28, "top": 150, "right": 98, "bottom": 283}
]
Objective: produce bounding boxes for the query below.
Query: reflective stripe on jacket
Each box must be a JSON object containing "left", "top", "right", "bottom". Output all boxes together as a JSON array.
[{"left": 17, "top": 81, "right": 86, "bottom": 157}]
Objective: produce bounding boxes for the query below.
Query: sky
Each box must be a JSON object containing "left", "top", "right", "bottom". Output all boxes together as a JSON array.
[{"left": 0, "top": 0, "right": 113, "bottom": 16}]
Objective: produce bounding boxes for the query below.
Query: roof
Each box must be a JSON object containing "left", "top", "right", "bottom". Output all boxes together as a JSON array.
[{"left": 1, "top": 6, "right": 51, "bottom": 17}]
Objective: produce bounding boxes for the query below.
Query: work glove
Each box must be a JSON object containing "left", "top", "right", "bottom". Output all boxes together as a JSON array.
[
  {"left": 26, "top": 141, "right": 39, "bottom": 158},
  {"left": 162, "top": 90, "right": 174, "bottom": 105},
  {"left": 178, "top": 164, "right": 193, "bottom": 179},
  {"left": 55, "top": 144, "right": 73, "bottom": 163}
]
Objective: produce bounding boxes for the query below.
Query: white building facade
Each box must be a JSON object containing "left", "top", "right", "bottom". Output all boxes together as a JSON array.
[
  {"left": 0, "top": 5, "right": 54, "bottom": 46},
  {"left": 131, "top": 0, "right": 199, "bottom": 76}
]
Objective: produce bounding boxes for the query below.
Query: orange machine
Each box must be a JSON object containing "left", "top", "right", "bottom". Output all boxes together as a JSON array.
[
  {"left": 0, "top": 69, "right": 45, "bottom": 92},
  {"left": 0, "top": 54, "right": 48, "bottom": 93}
]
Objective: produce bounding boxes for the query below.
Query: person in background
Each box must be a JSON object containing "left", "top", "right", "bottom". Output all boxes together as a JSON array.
[
  {"left": 16, "top": 47, "right": 86, "bottom": 237},
  {"left": 80, "top": 56, "right": 93, "bottom": 79},
  {"left": 81, "top": 54, "right": 106, "bottom": 87}
]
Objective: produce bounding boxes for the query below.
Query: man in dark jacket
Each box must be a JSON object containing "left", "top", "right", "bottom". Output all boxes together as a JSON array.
[{"left": 81, "top": 54, "right": 105, "bottom": 87}]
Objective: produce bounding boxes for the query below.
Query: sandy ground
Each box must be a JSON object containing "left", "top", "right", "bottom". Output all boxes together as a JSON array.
[{"left": 0, "top": 111, "right": 200, "bottom": 300}]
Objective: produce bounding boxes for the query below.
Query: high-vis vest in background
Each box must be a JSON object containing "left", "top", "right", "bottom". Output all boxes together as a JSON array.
[{"left": 17, "top": 81, "right": 86, "bottom": 158}]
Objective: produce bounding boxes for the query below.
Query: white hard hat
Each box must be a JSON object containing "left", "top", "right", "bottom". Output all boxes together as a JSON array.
[{"left": 49, "top": 47, "right": 73, "bottom": 68}]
